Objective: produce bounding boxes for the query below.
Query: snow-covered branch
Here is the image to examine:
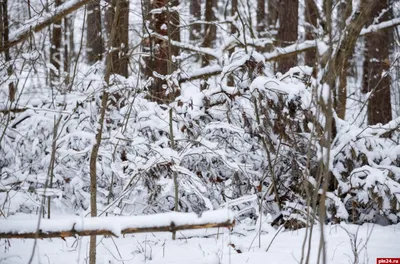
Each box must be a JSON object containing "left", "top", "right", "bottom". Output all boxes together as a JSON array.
[
  {"left": 0, "top": 0, "right": 92, "bottom": 52},
  {"left": 0, "top": 209, "right": 235, "bottom": 239},
  {"left": 178, "top": 41, "right": 318, "bottom": 83},
  {"left": 151, "top": 32, "right": 220, "bottom": 59},
  {"left": 361, "top": 17, "right": 400, "bottom": 35}
]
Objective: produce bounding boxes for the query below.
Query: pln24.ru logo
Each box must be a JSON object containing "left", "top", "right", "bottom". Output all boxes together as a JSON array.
[{"left": 377, "top": 258, "right": 400, "bottom": 264}]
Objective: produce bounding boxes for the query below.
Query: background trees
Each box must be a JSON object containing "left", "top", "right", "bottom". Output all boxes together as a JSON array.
[
  {"left": 87, "top": 0, "right": 103, "bottom": 63},
  {"left": 363, "top": 0, "right": 393, "bottom": 125},
  {"left": 0, "top": 0, "right": 400, "bottom": 262},
  {"left": 276, "top": 0, "right": 298, "bottom": 73}
]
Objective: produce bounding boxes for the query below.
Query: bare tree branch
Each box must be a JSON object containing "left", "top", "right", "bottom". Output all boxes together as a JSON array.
[
  {"left": 0, "top": 210, "right": 235, "bottom": 239},
  {"left": 0, "top": 0, "right": 92, "bottom": 53}
]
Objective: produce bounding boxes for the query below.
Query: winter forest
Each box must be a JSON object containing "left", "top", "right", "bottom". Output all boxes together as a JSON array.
[{"left": 0, "top": 0, "right": 400, "bottom": 263}]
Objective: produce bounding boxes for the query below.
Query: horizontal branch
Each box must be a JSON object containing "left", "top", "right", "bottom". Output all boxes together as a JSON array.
[
  {"left": 0, "top": 0, "right": 92, "bottom": 53},
  {"left": 151, "top": 32, "right": 220, "bottom": 59},
  {"left": 179, "top": 65, "right": 222, "bottom": 83},
  {"left": 0, "top": 108, "right": 28, "bottom": 114},
  {"left": 176, "top": 14, "right": 400, "bottom": 83},
  {"left": 0, "top": 209, "right": 235, "bottom": 239},
  {"left": 178, "top": 41, "right": 318, "bottom": 83},
  {"left": 360, "top": 17, "right": 400, "bottom": 35},
  {"left": 264, "top": 40, "right": 318, "bottom": 62}
]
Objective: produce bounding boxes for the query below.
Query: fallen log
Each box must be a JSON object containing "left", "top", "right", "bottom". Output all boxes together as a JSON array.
[{"left": 0, "top": 209, "right": 235, "bottom": 239}]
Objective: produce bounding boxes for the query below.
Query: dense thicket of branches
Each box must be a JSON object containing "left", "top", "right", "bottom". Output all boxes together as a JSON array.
[{"left": 0, "top": 0, "right": 399, "bottom": 238}]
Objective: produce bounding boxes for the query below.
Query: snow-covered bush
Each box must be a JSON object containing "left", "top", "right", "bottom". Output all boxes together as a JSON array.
[
  {"left": 329, "top": 119, "right": 400, "bottom": 224},
  {"left": 1, "top": 45, "right": 399, "bottom": 229}
]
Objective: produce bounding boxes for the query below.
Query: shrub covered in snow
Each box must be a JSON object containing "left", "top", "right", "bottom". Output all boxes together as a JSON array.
[{"left": 1, "top": 48, "right": 399, "bottom": 228}]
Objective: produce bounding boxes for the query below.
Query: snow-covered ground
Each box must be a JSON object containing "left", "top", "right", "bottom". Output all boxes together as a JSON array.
[{"left": 2, "top": 222, "right": 399, "bottom": 264}]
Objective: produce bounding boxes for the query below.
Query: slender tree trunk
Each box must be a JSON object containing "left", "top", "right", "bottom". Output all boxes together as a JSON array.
[
  {"left": 87, "top": 0, "right": 103, "bottom": 63},
  {"left": 189, "top": 0, "right": 201, "bottom": 42},
  {"left": 169, "top": 0, "right": 180, "bottom": 65},
  {"left": 363, "top": 0, "right": 392, "bottom": 125},
  {"left": 202, "top": 0, "right": 217, "bottom": 67},
  {"left": 322, "top": 0, "right": 381, "bottom": 133},
  {"left": 88, "top": 0, "right": 124, "bottom": 261},
  {"left": 68, "top": 14, "right": 75, "bottom": 60},
  {"left": 47, "top": 116, "right": 62, "bottom": 219},
  {"left": 227, "top": 0, "right": 238, "bottom": 86},
  {"left": 105, "top": 0, "right": 129, "bottom": 78},
  {"left": 169, "top": 108, "right": 179, "bottom": 240},
  {"left": 335, "top": 0, "right": 352, "bottom": 119},
  {"left": 50, "top": 0, "right": 62, "bottom": 84},
  {"left": 231, "top": 0, "right": 238, "bottom": 34},
  {"left": 1, "top": 0, "right": 15, "bottom": 102},
  {"left": 0, "top": 2, "right": 3, "bottom": 49},
  {"left": 88, "top": 90, "right": 108, "bottom": 264},
  {"left": 257, "top": 0, "right": 265, "bottom": 37},
  {"left": 63, "top": 17, "right": 70, "bottom": 85},
  {"left": 276, "top": 0, "right": 298, "bottom": 74},
  {"left": 304, "top": 0, "right": 318, "bottom": 67}
]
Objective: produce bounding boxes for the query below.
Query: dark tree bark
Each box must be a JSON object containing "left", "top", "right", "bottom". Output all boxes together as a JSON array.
[
  {"left": 87, "top": 0, "right": 103, "bottom": 63},
  {"left": 231, "top": 0, "right": 238, "bottom": 34},
  {"left": 227, "top": 0, "right": 238, "bottom": 86},
  {"left": 304, "top": 0, "right": 319, "bottom": 66},
  {"left": 337, "top": 0, "right": 352, "bottom": 33},
  {"left": 50, "top": 0, "right": 62, "bottom": 85},
  {"left": 267, "top": 0, "right": 278, "bottom": 28},
  {"left": 202, "top": 0, "right": 217, "bottom": 67},
  {"left": 335, "top": 0, "right": 352, "bottom": 119},
  {"left": 189, "top": 0, "right": 201, "bottom": 42},
  {"left": 169, "top": 0, "right": 181, "bottom": 62},
  {"left": 276, "top": 0, "right": 298, "bottom": 74},
  {"left": 322, "top": 0, "right": 382, "bottom": 127},
  {"left": 0, "top": 0, "right": 94, "bottom": 53},
  {"left": 363, "top": 0, "right": 392, "bottom": 125},
  {"left": 1, "top": 0, "right": 15, "bottom": 102},
  {"left": 257, "top": 0, "right": 265, "bottom": 37},
  {"left": 50, "top": 0, "right": 62, "bottom": 84},
  {"left": 105, "top": 0, "right": 129, "bottom": 78},
  {"left": 143, "top": 0, "right": 181, "bottom": 103}
]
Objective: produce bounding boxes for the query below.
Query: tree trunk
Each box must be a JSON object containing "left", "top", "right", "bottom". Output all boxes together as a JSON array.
[
  {"left": 267, "top": 0, "right": 278, "bottom": 29},
  {"left": 1, "top": 0, "right": 15, "bottom": 102},
  {"left": 257, "top": 0, "right": 265, "bottom": 37},
  {"left": 169, "top": 0, "right": 180, "bottom": 65},
  {"left": 189, "top": 0, "right": 201, "bottom": 42},
  {"left": 63, "top": 17, "right": 71, "bottom": 85},
  {"left": 276, "top": 0, "right": 298, "bottom": 74},
  {"left": 322, "top": 0, "right": 381, "bottom": 126},
  {"left": 105, "top": 0, "right": 129, "bottom": 78},
  {"left": 143, "top": 0, "right": 181, "bottom": 103},
  {"left": 231, "top": 0, "right": 238, "bottom": 34},
  {"left": 335, "top": 0, "right": 352, "bottom": 119},
  {"left": 304, "top": 0, "right": 318, "bottom": 67},
  {"left": 50, "top": 0, "right": 62, "bottom": 84},
  {"left": 88, "top": 90, "right": 108, "bottom": 264},
  {"left": 363, "top": 0, "right": 392, "bottom": 125},
  {"left": 87, "top": 0, "right": 103, "bottom": 63},
  {"left": 227, "top": 0, "right": 238, "bottom": 86},
  {"left": 202, "top": 0, "right": 217, "bottom": 67},
  {"left": 88, "top": 0, "right": 122, "bottom": 260},
  {"left": 0, "top": 0, "right": 94, "bottom": 53}
]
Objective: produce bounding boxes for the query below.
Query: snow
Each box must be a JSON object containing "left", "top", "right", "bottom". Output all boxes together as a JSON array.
[
  {"left": 0, "top": 209, "right": 234, "bottom": 237},
  {"left": 1, "top": 221, "right": 399, "bottom": 264},
  {"left": 8, "top": 0, "right": 89, "bottom": 45},
  {"left": 361, "top": 17, "right": 400, "bottom": 36},
  {"left": 2, "top": 1, "right": 400, "bottom": 264},
  {"left": 180, "top": 65, "right": 222, "bottom": 81},
  {"left": 264, "top": 40, "right": 317, "bottom": 63}
]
